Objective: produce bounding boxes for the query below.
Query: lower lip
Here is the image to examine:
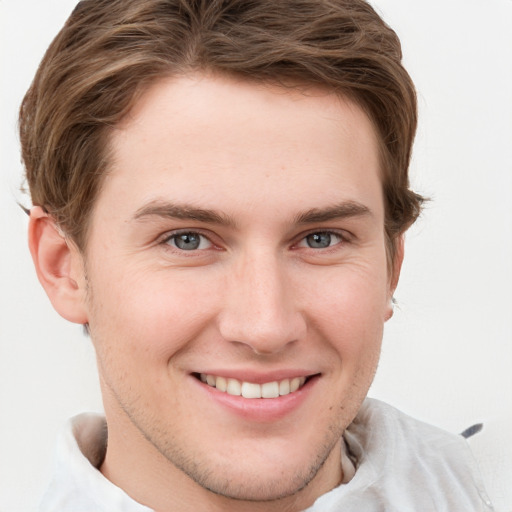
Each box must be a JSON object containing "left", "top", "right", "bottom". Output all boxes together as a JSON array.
[{"left": 192, "top": 375, "right": 319, "bottom": 422}]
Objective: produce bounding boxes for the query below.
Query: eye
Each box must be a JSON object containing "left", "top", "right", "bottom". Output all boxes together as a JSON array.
[
  {"left": 298, "top": 231, "right": 343, "bottom": 249},
  {"left": 165, "top": 231, "right": 212, "bottom": 251}
]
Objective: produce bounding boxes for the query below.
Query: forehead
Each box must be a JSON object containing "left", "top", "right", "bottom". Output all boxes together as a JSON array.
[{"left": 98, "top": 73, "right": 383, "bottom": 225}]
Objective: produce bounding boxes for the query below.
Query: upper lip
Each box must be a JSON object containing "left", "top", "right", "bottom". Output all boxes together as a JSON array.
[{"left": 193, "top": 369, "right": 319, "bottom": 384}]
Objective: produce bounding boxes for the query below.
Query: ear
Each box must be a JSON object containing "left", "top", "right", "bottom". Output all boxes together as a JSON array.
[
  {"left": 28, "top": 207, "right": 88, "bottom": 324},
  {"left": 389, "top": 235, "right": 405, "bottom": 294},
  {"left": 385, "top": 235, "right": 405, "bottom": 321}
]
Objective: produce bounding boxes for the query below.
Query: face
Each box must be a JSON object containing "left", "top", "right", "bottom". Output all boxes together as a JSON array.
[{"left": 79, "top": 74, "right": 395, "bottom": 508}]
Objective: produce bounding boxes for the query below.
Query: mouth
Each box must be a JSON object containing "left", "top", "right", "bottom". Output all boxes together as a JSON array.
[{"left": 194, "top": 373, "right": 313, "bottom": 399}]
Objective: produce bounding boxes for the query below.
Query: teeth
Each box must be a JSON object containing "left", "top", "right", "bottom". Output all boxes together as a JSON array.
[
  {"left": 279, "top": 379, "right": 290, "bottom": 395},
  {"left": 290, "top": 377, "right": 300, "bottom": 392},
  {"left": 227, "top": 378, "right": 241, "bottom": 396},
  {"left": 242, "top": 382, "right": 261, "bottom": 399},
  {"left": 261, "top": 381, "right": 279, "bottom": 398},
  {"left": 216, "top": 376, "right": 227, "bottom": 392},
  {"left": 199, "top": 374, "right": 308, "bottom": 398}
]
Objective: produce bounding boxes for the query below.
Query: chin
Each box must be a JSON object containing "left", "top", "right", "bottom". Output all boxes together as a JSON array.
[
  {"left": 166, "top": 432, "right": 341, "bottom": 504},
  {"left": 191, "top": 465, "right": 316, "bottom": 503}
]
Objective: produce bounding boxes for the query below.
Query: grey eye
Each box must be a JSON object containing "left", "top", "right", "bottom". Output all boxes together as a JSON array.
[
  {"left": 300, "top": 232, "right": 342, "bottom": 249},
  {"left": 169, "top": 232, "right": 211, "bottom": 251},
  {"left": 306, "top": 232, "right": 332, "bottom": 248}
]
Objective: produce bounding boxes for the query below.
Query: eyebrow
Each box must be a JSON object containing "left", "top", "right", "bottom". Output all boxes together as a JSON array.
[
  {"left": 133, "top": 201, "right": 373, "bottom": 228},
  {"left": 133, "top": 200, "right": 372, "bottom": 227},
  {"left": 133, "top": 201, "right": 237, "bottom": 228},
  {"left": 294, "top": 201, "right": 372, "bottom": 224}
]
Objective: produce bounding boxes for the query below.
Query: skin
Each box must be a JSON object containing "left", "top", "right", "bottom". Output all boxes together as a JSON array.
[{"left": 30, "top": 73, "right": 402, "bottom": 512}]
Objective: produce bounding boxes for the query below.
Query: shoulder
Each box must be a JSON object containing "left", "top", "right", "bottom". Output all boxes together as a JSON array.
[
  {"left": 340, "top": 398, "right": 494, "bottom": 511},
  {"left": 39, "top": 414, "right": 152, "bottom": 512},
  {"left": 351, "top": 397, "right": 465, "bottom": 446}
]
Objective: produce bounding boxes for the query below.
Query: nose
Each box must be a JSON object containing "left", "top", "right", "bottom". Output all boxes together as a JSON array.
[{"left": 217, "top": 249, "right": 306, "bottom": 355}]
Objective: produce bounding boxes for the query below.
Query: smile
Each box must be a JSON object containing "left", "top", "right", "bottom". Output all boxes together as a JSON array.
[{"left": 198, "top": 373, "right": 307, "bottom": 398}]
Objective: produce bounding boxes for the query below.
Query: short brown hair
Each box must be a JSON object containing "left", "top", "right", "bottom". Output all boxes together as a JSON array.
[{"left": 20, "top": 0, "right": 424, "bottom": 259}]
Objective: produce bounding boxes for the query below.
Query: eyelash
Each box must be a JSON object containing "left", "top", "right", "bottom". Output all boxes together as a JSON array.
[
  {"left": 159, "top": 229, "right": 350, "bottom": 254},
  {"left": 295, "top": 230, "right": 346, "bottom": 250},
  {"left": 160, "top": 230, "right": 214, "bottom": 252}
]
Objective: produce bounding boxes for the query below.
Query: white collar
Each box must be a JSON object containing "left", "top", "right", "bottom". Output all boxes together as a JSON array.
[{"left": 39, "top": 399, "right": 493, "bottom": 512}]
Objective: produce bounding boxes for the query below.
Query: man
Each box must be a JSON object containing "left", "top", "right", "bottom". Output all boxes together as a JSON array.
[{"left": 20, "top": 0, "right": 492, "bottom": 510}]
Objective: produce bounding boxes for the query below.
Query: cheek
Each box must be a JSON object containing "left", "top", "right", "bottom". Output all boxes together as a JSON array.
[
  {"left": 305, "top": 258, "right": 389, "bottom": 320},
  {"left": 302, "top": 263, "right": 388, "bottom": 359},
  {"left": 86, "top": 263, "right": 217, "bottom": 364}
]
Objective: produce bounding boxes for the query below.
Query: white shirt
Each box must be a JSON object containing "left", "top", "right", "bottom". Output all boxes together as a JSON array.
[{"left": 39, "top": 398, "right": 493, "bottom": 511}]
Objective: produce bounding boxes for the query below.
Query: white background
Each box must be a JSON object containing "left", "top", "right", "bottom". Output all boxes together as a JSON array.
[{"left": 1, "top": 1, "right": 511, "bottom": 511}]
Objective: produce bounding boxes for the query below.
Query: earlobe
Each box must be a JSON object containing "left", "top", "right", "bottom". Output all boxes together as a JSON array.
[{"left": 28, "top": 207, "right": 88, "bottom": 324}]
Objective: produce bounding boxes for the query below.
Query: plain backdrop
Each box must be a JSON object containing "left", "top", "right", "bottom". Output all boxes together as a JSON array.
[{"left": 1, "top": 1, "right": 511, "bottom": 511}]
